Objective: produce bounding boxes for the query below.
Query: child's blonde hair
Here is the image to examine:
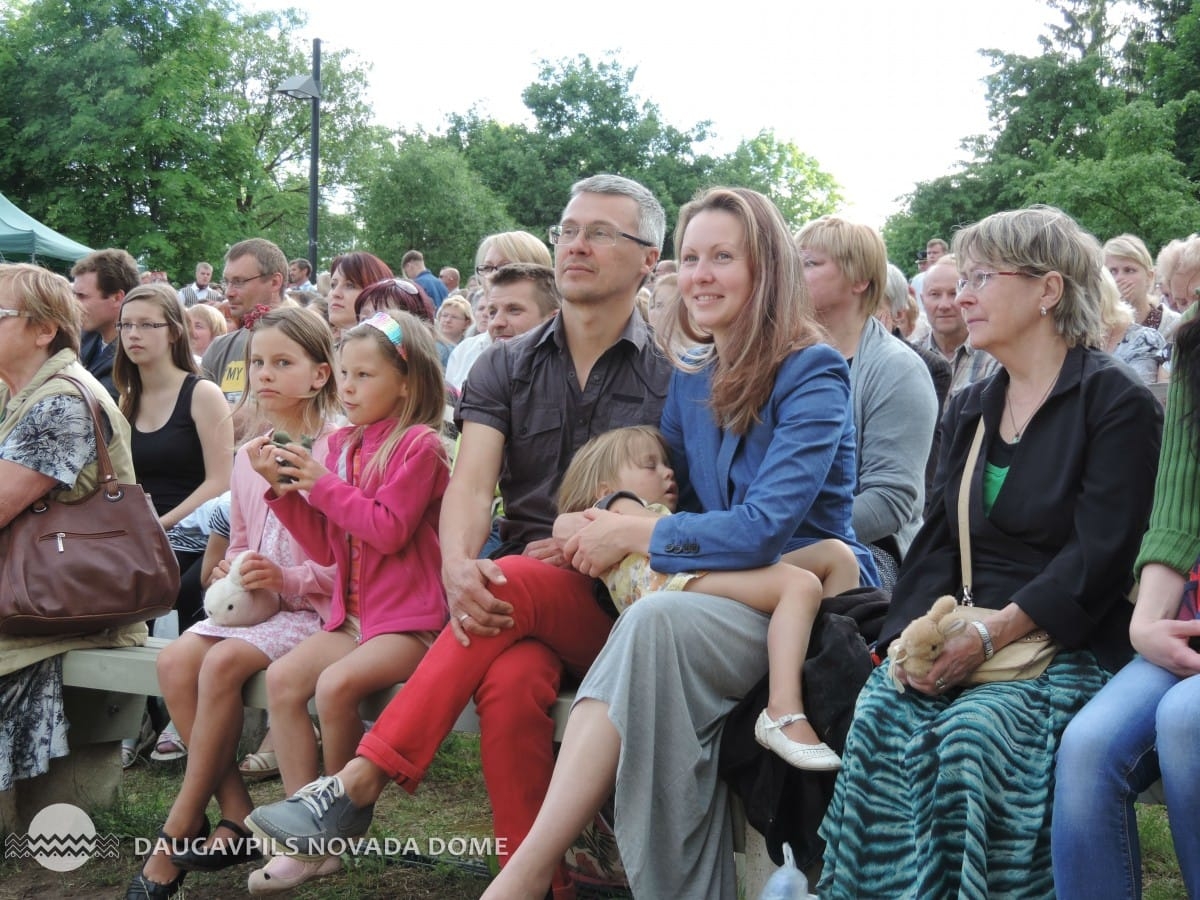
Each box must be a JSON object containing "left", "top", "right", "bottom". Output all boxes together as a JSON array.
[
  {"left": 340, "top": 309, "right": 448, "bottom": 486},
  {"left": 235, "top": 306, "right": 340, "bottom": 437},
  {"left": 557, "top": 426, "right": 671, "bottom": 513}
]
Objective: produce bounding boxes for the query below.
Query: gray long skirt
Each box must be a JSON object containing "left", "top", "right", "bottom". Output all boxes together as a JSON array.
[{"left": 575, "top": 590, "right": 770, "bottom": 900}]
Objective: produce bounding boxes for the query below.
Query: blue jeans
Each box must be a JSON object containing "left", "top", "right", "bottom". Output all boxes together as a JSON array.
[{"left": 1052, "top": 656, "right": 1200, "bottom": 899}]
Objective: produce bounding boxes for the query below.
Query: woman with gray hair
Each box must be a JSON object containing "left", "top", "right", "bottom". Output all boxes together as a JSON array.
[{"left": 819, "top": 206, "right": 1162, "bottom": 898}]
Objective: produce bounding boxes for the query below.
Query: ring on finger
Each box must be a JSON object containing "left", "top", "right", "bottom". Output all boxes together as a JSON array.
[
  {"left": 459, "top": 613, "right": 471, "bottom": 624},
  {"left": 935, "top": 677, "right": 947, "bottom": 691}
]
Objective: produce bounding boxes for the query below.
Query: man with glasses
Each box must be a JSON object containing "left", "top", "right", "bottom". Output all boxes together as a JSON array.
[
  {"left": 247, "top": 174, "right": 672, "bottom": 898},
  {"left": 201, "top": 238, "right": 288, "bottom": 407},
  {"left": 917, "top": 255, "right": 998, "bottom": 395},
  {"left": 71, "top": 248, "right": 140, "bottom": 400}
]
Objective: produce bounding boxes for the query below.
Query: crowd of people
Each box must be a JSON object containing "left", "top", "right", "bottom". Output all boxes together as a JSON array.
[{"left": 0, "top": 174, "right": 1198, "bottom": 900}]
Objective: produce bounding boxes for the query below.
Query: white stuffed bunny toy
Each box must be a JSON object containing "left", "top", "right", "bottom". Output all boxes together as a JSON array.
[{"left": 203, "top": 550, "right": 281, "bottom": 627}]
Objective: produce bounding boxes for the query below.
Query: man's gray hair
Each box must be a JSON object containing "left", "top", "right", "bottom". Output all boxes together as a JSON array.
[{"left": 569, "top": 174, "right": 666, "bottom": 251}]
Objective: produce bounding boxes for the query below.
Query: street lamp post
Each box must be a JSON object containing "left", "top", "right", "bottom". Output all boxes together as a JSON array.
[{"left": 275, "top": 38, "right": 321, "bottom": 273}]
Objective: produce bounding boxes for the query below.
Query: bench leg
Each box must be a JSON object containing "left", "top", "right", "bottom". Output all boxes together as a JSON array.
[{"left": 0, "top": 742, "right": 123, "bottom": 835}]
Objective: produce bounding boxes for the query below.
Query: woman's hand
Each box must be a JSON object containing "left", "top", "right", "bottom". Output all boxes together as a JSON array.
[
  {"left": 235, "top": 552, "right": 285, "bottom": 593},
  {"left": 1129, "top": 564, "right": 1200, "bottom": 677},
  {"left": 1131, "top": 617, "right": 1200, "bottom": 678},
  {"left": 444, "top": 556, "right": 514, "bottom": 647},
  {"left": 564, "top": 509, "right": 645, "bottom": 577},
  {"left": 907, "top": 621, "right": 988, "bottom": 696}
]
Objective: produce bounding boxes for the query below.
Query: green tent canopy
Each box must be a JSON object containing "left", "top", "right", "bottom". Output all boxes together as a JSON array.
[{"left": 0, "top": 192, "right": 93, "bottom": 263}]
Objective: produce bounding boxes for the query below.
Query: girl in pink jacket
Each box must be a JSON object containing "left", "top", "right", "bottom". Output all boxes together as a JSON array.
[{"left": 245, "top": 310, "right": 450, "bottom": 891}]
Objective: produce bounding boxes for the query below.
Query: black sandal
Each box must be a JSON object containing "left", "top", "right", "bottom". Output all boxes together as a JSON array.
[
  {"left": 170, "top": 817, "right": 263, "bottom": 872},
  {"left": 125, "top": 818, "right": 211, "bottom": 900}
]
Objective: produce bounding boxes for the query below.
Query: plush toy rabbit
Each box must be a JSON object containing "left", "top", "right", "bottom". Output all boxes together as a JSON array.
[
  {"left": 886, "top": 595, "right": 970, "bottom": 692},
  {"left": 203, "top": 550, "right": 281, "bottom": 627}
]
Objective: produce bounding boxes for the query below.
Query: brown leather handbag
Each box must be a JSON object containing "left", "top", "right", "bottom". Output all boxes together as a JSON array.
[{"left": 0, "top": 375, "right": 179, "bottom": 635}]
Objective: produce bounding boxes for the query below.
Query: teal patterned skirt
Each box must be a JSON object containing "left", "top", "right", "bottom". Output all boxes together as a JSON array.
[{"left": 818, "top": 651, "right": 1108, "bottom": 899}]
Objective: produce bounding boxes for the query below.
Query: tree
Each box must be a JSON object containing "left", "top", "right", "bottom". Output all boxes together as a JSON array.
[
  {"left": 358, "top": 136, "right": 515, "bottom": 273},
  {"left": 0, "top": 0, "right": 376, "bottom": 277},
  {"left": 1020, "top": 100, "right": 1199, "bottom": 247},
  {"left": 448, "top": 54, "right": 717, "bottom": 246},
  {"left": 707, "top": 130, "right": 842, "bottom": 231}
]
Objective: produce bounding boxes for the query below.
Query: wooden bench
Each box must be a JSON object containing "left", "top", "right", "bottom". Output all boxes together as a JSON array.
[
  {"left": 0, "top": 637, "right": 575, "bottom": 835},
  {"left": 58, "top": 637, "right": 577, "bottom": 739}
]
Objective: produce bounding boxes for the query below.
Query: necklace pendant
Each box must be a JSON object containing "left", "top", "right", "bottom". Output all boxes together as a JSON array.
[{"left": 1012, "top": 432, "right": 1021, "bottom": 444}]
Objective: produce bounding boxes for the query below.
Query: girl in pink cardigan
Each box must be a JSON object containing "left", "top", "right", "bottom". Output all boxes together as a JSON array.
[{"left": 245, "top": 311, "right": 450, "bottom": 891}]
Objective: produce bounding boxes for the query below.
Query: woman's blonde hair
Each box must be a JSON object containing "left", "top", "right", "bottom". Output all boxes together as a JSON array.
[
  {"left": 795, "top": 216, "right": 889, "bottom": 316},
  {"left": 557, "top": 426, "right": 671, "bottom": 514},
  {"left": 113, "top": 283, "right": 198, "bottom": 420},
  {"left": 0, "top": 263, "right": 80, "bottom": 355},
  {"left": 1103, "top": 234, "right": 1155, "bottom": 273},
  {"left": 235, "top": 306, "right": 341, "bottom": 436},
  {"left": 660, "top": 187, "right": 823, "bottom": 435},
  {"left": 340, "top": 310, "right": 449, "bottom": 486},
  {"left": 186, "top": 302, "right": 227, "bottom": 342},
  {"left": 1098, "top": 267, "right": 1134, "bottom": 336}
]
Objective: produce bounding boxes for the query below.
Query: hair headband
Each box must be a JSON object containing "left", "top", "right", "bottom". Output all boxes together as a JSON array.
[{"left": 362, "top": 311, "right": 407, "bottom": 359}]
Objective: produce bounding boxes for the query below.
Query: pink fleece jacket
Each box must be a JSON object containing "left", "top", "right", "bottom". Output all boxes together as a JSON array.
[
  {"left": 265, "top": 420, "right": 450, "bottom": 641},
  {"left": 228, "top": 428, "right": 337, "bottom": 621}
]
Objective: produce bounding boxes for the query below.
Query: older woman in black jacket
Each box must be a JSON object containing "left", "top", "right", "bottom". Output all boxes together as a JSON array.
[{"left": 818, "top": 207, "right": 1162, "bottom": 899}]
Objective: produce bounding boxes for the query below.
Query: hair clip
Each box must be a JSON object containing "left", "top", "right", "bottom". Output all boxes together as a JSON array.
[{"left": 363, "top": 311, "right": 407, "bottom": 359}]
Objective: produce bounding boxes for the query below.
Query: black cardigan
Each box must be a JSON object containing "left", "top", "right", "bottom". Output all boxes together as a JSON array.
[{"left": 880, "top": 345, "right": 1163, "bottom": 672}]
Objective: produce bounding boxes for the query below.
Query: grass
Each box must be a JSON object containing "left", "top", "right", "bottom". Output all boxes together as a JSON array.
[
  {"left": 1, "top": 734, "right": 1186, "bottom": 898},
  {"left": 1, "top": 733, "right": 496, "bottom": 899}
]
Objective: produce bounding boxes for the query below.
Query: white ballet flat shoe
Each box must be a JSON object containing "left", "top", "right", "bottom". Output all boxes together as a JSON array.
[{"left": 753, "top": 710, "right": 842, "bottom": 771}]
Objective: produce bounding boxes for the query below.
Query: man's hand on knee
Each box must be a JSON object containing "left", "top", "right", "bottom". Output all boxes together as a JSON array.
[{"left": 445, "top": 557, "right": 515, "bottom": 646}]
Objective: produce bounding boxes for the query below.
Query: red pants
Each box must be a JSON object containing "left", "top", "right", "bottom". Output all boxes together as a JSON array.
[{"left": 357, "top": 556, "right": 613, "bottom": 872}]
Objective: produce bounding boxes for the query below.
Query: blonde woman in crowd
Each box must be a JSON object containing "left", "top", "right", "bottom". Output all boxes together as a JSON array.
[
  {"left": 1105, "top": 234, "right": 1180, "bottom": 339},
  {"left": 1098, "top": 268, "right": 1167, "bottom": 384}
]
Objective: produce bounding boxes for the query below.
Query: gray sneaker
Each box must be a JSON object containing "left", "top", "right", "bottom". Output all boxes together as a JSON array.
[{"left": 244, "top": 776, "right": 375, "bottom": 858}]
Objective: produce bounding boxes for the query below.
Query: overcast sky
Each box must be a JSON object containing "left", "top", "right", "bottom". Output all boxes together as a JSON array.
[{"left": 262, "top": 0, "right": 1055, "bottom": 228}]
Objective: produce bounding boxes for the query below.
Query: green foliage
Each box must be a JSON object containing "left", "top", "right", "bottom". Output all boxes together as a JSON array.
[
  {"left": 888, "top": 0, "right": 1200, "bottom": 266},
  {"left": 447, "top": 54, "right": 839, "bottom": 257},
  {"left": 707, "top": 129, "right": 843, "bottom": 231},
  {"left": 359, "top": 135, "right": 515, "bottom": 273},
  {"left": 0, "top": 0, "right": 376, "bottom": 277},
  {"left": 1020, "top": 100, "right": 1199, "bottom": 247}
]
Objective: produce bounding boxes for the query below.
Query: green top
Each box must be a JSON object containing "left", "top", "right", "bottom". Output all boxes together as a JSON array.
[
  {"left": 1135, "top": 304, "right": 1200, "bottom": 577},
  {"left": 983, "top": 461, "right": 1008, "bottom": 515}
]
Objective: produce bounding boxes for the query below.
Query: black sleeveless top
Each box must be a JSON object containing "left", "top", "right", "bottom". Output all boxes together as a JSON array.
[{"left": 131, "top": 374, "right": 207, "bottom": 518}]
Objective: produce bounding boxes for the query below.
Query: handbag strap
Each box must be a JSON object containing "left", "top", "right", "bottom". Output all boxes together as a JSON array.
[
  {"left": 957, "top": 417, "right": 986, "bottom": 605},
  {"left": 52, "top": 374, "right": 121, "bottom": 499}
]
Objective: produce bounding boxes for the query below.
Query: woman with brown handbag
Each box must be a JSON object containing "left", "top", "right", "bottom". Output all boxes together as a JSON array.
[
  {"left": 0, "top": 262, "right": 142, "bottom": 791},
  {"left": 818, "top": 208, "right": 1163, "bottom": 899}
]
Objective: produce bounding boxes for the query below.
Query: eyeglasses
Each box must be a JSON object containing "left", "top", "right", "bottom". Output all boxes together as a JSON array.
[
  {"left": 116, "top": 321, "right": 170, "bottom": 333},
  {"left": 0, "top": 307, "right": 32, "bottom": 320},
  {"left": 437, "top": 311, "right": 469, "bottom": 322},
  {"left": 475, "top": 264, "right": 503, "bottom": 277},
  {"left": 220, "top": 273, "right": 270, "bottom": 291},
  {"left": 955, "top": 271, "right": 1030, "bottom": 294},
  {"left": 548, "top": 224, "right": 654, "bottom": 249}
]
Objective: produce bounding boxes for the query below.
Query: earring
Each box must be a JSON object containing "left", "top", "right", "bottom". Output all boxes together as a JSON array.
[{"left": 1040, "top": 306, "right": 1048, "bottom": 317}]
